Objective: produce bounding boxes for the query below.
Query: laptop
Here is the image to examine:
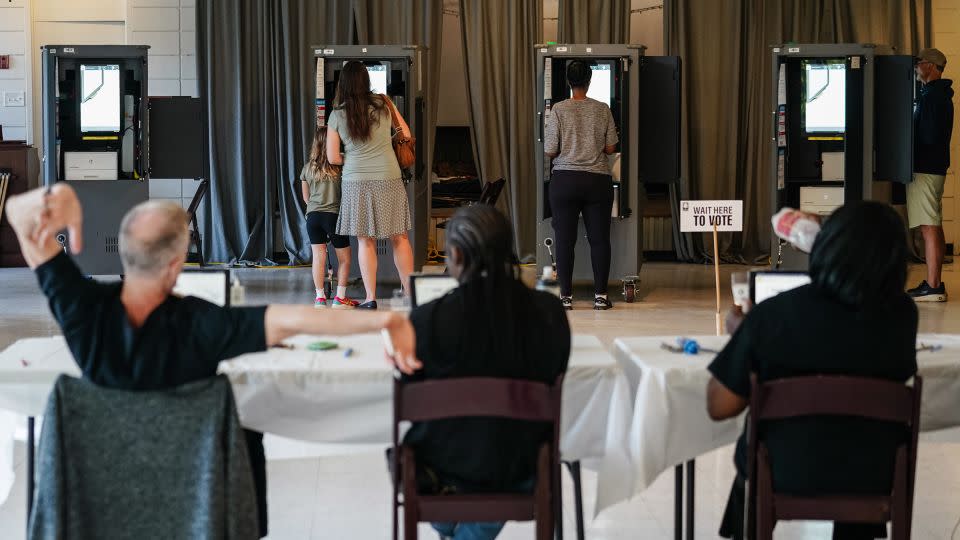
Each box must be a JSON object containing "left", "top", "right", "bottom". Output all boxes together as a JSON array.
[
  {"left": 174, "top": 268, "right": 231, "bottom": 307},
  {"left": 409, "top": 273, "right": 459, "bottom": 308},
  {"left": 749, "top": 271, "right": 811, "bottom": 305}
]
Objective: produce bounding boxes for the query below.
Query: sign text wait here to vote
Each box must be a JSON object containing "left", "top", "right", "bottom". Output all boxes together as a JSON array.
[{"left": 679, "top": 200, "right": 744, "bottom": 232}]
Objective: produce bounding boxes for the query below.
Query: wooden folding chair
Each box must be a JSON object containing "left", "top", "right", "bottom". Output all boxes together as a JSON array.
[
  {"left": 747, "top": 374, "right": 922, "bottom": 540},
  {"left": 392, "top": 374, "right": 564, "bottom": 540}
]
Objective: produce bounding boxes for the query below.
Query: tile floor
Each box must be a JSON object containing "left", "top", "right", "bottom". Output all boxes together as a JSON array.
[{"left": 1, "top": 262, "right": 959, "bottom": 539}]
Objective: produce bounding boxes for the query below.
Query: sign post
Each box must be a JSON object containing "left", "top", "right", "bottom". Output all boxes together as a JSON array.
[{"left": 679, "top": 200, "right": 744, "bottom": 335}]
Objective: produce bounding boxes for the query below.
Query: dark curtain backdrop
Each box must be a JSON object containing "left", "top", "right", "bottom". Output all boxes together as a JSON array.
[
  {"left": 459, "top": 0, "right": 542, "bottom": 256},
  {"left": 558, "top": 0, "right": 630, "bottom": 44},
  {"left": 665, "top": 0, "right": 930, "bottom": 263},
  {"left": 197, "top": 0, "right": 354, "bottom": 265}
]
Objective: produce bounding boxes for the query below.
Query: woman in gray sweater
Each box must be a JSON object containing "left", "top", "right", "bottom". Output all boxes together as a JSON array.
[{"left": 544, "top": 60, "right": 619, "bottom": 311}]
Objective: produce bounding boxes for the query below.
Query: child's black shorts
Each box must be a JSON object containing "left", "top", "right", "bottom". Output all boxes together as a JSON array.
[{"left": 306, "top": 211, "right": 350, "bottom": 248}]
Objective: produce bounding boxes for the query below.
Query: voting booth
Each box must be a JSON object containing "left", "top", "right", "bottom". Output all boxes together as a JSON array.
[
  {"left": 534, "top": 44, "right": 681, "bottom": 301},
  {"left": 41, "top": 45, "right": 150, "bottom": 275},
  {"left": 313, "top": 45, "right": 430, "bottom": 283},
  {"left": 770, "top": 43, "right": 915, "bottom": 269}
]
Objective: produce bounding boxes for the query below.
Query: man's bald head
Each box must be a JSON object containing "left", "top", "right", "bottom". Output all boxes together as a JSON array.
[{"left": 118, "top": 200, "right": 190, "bottom": 277}]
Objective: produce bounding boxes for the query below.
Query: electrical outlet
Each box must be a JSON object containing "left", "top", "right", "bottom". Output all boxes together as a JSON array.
[{"left": 3, "top": 92, "right": 25, "bottom": 107}]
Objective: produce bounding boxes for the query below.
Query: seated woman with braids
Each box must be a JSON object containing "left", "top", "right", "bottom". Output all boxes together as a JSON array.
[{"left": 402, "top": 205, "right": 571, "bottom": 540}]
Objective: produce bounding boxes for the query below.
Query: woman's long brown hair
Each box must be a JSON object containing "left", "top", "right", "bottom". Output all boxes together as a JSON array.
[
  {"left": 308, "top": 126, "right": 339, "bottom": 181},
  {"left": 334, "top": 61, "right": 387, "bottom": 142}
]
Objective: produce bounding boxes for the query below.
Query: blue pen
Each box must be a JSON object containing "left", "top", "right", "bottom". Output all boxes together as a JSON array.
[{"left": 343, "top": 347, "right": 354, "bottom": 358}]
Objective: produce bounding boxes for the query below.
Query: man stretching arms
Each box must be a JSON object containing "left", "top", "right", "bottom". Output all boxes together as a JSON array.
[{"left": 5, "top": 184, "right": 421, "bottom": 537}]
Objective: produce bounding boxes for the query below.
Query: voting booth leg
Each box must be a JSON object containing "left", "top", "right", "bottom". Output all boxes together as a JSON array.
[{"left": 26, "top": 415, "right": 34, "bottom": 533}]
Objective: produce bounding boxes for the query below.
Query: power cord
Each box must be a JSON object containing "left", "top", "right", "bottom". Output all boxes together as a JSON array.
[{"left": 951, "top": 513, "right": 960, "bottom": 539}]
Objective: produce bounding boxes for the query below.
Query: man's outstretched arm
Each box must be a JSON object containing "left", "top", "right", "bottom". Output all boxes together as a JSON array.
[
  {"left": 6, "top": 184, "right": 83, "bottom": 268},
  {"left": 264, "top": 306, "right": 421, "bottom": 374}
]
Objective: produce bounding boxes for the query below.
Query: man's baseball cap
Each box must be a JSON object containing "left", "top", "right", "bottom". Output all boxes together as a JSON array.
[{"left": 917, "top": 48, "right": 947, "bottom": 70}]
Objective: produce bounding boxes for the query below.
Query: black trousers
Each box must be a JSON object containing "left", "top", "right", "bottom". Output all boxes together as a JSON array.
[
  {"left": 548, "top": 170, "right": 614, "bottom": 296},
  {"left": 720, "top": 474, "right": 886, "bottom": 540}
]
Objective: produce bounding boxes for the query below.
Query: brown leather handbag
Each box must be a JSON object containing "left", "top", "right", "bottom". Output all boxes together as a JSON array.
[{"left": 383, "top": 94, "right": 416, "bottom": 169}]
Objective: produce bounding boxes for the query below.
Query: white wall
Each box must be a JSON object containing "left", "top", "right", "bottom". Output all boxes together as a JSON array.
[
  {"left": 0, "top": 0, "right": 31, "bottom": 143},
  {"left": 543, "top": 0, "right": 558, "bottom": 44}
]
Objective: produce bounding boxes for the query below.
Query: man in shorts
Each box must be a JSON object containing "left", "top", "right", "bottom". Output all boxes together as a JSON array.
[{"left": 907, "top": 48, "right": 954, "bottom": 302}]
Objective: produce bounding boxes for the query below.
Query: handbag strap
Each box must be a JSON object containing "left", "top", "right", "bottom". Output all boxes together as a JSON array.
[{"left": 381, "top": 94, "right": 402, "bottom": 132}]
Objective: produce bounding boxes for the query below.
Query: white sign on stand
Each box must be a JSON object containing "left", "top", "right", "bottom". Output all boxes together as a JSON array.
[
  {"left": 679, "top": 200, "right": 744, "bottom": 335},
  {"left": 679, "top": 200, "right": 743, "bottom": 232}
]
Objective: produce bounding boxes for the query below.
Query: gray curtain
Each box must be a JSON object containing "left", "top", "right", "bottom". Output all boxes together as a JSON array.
[
  {"left": 197, "top": 0, "right": 353, "bottom": 265},
  {"left": 459, "top": 0, "right": 542, "bottom": 256},
  {"left": 558, "top": 0, "right": 630, "bottom": 44},
  {"left": 665, "top": 0, "right": 930, "bottom": 263},
  {"left": 352, "top": 0, "right": 443, "bottom": 214}
]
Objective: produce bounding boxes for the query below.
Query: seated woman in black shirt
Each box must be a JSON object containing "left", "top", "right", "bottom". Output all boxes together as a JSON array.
[
  {"left": 707, "top": 201, "right": 918, "bottom": 540},
  {"left": 402, "top": 205, "right": 570, "bottom": 540}
]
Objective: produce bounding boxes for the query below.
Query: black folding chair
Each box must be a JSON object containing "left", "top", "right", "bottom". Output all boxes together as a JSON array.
[{"left": 185, "top": 179, "right": 209, "bottom": 266}]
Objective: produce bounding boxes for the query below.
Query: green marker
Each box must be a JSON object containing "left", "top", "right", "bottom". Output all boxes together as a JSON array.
[{"left": 307, "top": 341, "right": 338, "bottom": 351}]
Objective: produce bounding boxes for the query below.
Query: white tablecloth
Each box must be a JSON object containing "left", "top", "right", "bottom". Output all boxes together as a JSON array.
[
  {"left": 0, "top": 333, "right": 633, "bottom": 514},
  {"left": 611, "top": 333, "right": 960, "bottom": 500}
]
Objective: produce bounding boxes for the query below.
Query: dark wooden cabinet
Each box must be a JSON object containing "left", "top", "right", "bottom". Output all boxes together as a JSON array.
[{"left": 0, "top": 143, "right": 40, "bottom": 267}]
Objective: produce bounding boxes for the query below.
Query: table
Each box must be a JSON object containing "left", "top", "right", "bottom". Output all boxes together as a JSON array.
[
  {"left": 610, "top": 333, "right": 960, "bottom": 540},
  {"left": 0, "top": 333, "right": 634, "bottom": 526}
]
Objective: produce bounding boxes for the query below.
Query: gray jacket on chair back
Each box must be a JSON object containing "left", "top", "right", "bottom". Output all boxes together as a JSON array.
[{"left": 29, "top": 374, "right": 259, "bottom": 540}]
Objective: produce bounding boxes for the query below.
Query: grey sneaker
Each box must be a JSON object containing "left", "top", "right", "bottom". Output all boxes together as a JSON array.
[{"left": 908, "top": 280, "right": 947, "bottom": 302}]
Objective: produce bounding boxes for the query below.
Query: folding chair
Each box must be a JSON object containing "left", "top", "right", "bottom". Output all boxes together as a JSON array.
[
  {"left": 186, "top": 179, "right": 209, "bottom": 266},
  {"left": 747, "top": 374, "right": 922, "bottom": 540},
  {"left": 392, "top": 374, "right": 564, "bottom": 540},
  {"left": 437, "top": 177, "right": 506, "bottom": 230}
]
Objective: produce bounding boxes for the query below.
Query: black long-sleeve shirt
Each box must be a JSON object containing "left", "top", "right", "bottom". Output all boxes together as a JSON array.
[
  {"left": 914, "top": 78, "right": 954, "bottom": 176},
  {"left": 403, "top": 279, "right": 570, "bottom": 492}
]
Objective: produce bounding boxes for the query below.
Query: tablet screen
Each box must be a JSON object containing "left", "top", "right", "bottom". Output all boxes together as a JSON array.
[
  {"left": 410, "top": 275, "right": 458, "bottom": 308},
  {"left": 174, "top": 270, "right": 230, "bottom": 307},
  {"left": 751, "top": 272, "right": 811, "bottom": 304}
]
